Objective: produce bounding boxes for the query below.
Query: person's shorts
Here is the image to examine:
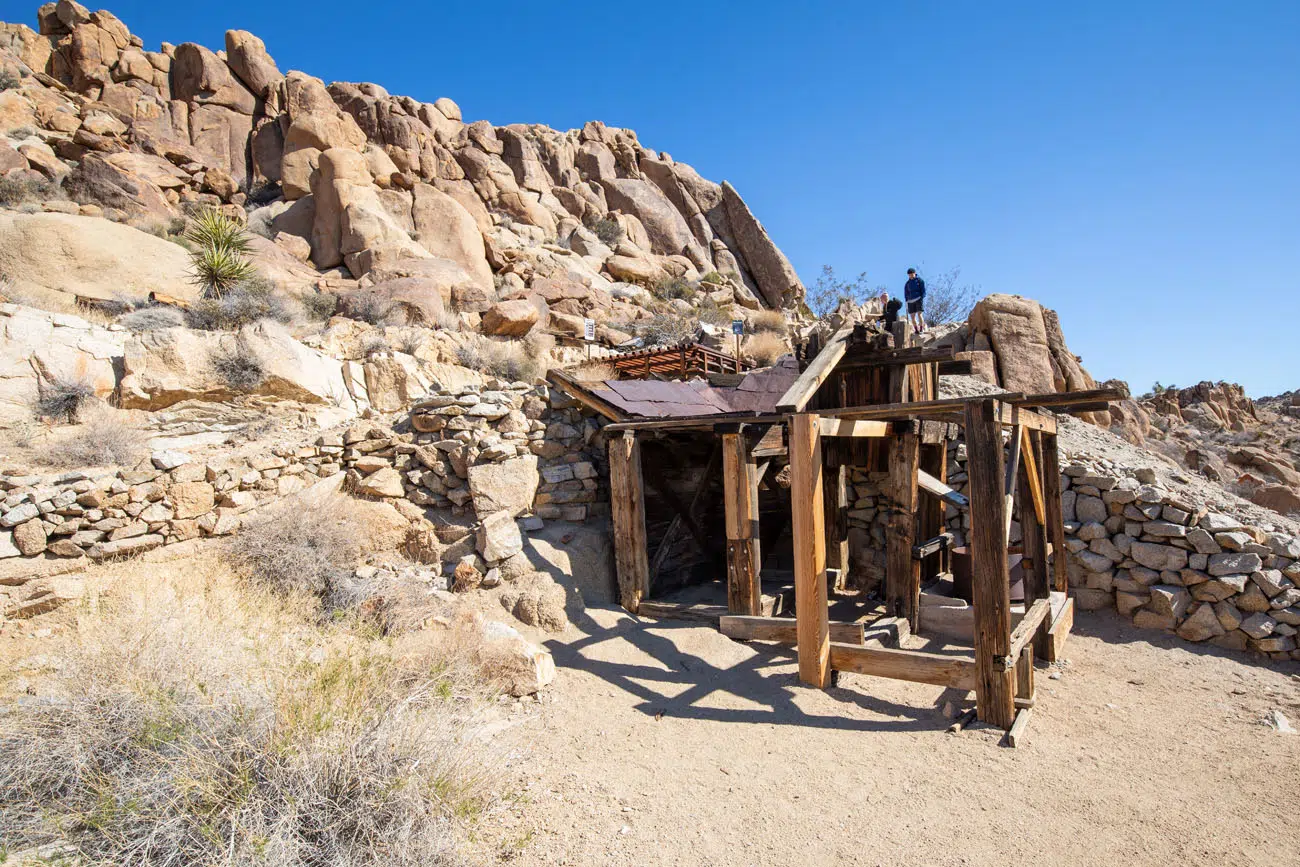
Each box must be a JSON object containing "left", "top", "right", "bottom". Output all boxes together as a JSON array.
[{"left": 907, "top": 298, "right": 924, "bottom": 315}]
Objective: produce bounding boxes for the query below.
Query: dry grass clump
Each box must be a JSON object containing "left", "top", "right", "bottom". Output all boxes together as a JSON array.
[
  {"left": 0, "top": 174, "right": 58, "bottom": 207},
  {"left": 637, "top": 314, "right": 696, "bottom": 347},
  {"left": 224, "top": 502, "right": 369, "bottom": 605},
  {"left": 119, "top": 305, "right": 185, "bottom": 332},
  {"left": 749, "top": 309, "right": 788, "bottom": 334},
  {"left": 347, "top": 292, "right": 396, "bottom": 326},
  {"left": 0, "top": 563, "right": 499, "bottom": 867},
  {"left": 582, "top": 215, "right": 622, "bottom": 246},
  {"left": 301, "top": 289, "right": 339, "bottom": 321},
  {"left": 744, "top": 332, "right": 788, "bottom": 367},
  {"left": 569, "top": 362, "right": 616, "bottom": 383},
  {"left": 32, "top": 376, "right": 94, "bottom": 423},
  {"left": 456, "top": 333, "right": 552, "bottom": 383},
  {"left": 186, "top": 278, "right": 291, "bottom": 331},
  {"left": 209, "top": 342, "right": 266, "bottom": 392},
  {"left": 44, "top": 408, "right": 149, "bottom": 468}
]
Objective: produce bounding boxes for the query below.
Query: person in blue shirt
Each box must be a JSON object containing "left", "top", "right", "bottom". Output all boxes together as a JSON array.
[{"left": 903, "top": 268, "right": 926, "bottom": 333}]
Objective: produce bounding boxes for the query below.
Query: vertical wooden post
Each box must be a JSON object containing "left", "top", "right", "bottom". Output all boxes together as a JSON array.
[
  {"left": 790, "top": 413, "right": 830, "bottom": 688},
  {"left": 722, "top": 431, "right": 762, "bottom": 616},
  {"left": 886, "top": 428, "right": 921, "bottom": 630},
  {"left": 1020, "top": 430, "right": 1052, "bottom": 656},
  {"left": 825, "top": 463, "right": 849, "bottom": 592},
  {"left": 964, "top": 398, "right": 1016, "bottom": 729},
  {"left": 1015, "top": 645, "right": 1035, "bottom": 701},
  {"left": 918, "top": 443, "right": 946, "bottom": 583},
  {"left": 608, "top": 431, "right": 649, "bottom": 613},
  {"left": 1039, "top": 431, "right": 1069, "bottom": 593}
]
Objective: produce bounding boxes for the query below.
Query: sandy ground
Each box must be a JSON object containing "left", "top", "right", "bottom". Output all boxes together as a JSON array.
[{"left": 488, "top": 605, "right": 1300, "bottom": 867}]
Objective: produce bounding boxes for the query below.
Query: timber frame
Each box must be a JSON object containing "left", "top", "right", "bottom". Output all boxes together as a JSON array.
[{"left": 595, "top": 319, "right": 1122, "bottom": 735}]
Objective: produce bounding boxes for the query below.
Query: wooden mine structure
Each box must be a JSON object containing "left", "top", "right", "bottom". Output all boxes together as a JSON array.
[{"left": 551, "top": 319, "right": 1120, "bottom": 735}]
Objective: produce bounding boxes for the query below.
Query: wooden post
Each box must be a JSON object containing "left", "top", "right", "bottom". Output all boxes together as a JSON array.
[
  {"left": 886, "top": 428, "right": 921, "bottom": 630},
  {"left": 790, "top": 413, "right": 830, "bottom": 688},
  {"left": 825, "top": 463, "right": 850, "bottom": 591},
  {"left": 609, "top": 432, "right": 649, "bottom": 613},
  {"left": 722, "top": 431, "right": 762, "bottom": 616},
  {"left": 964, "top": 398, "right": 1016, "bottom": 729},
  {"left": 1019, "top": 431, "right": 1051, "bottom": 657},
  {"left": 918, "top": 443, "right": 947, "bottom": 583},
  {"left": 1039, "top": 431, "right": 1069, "bottom": 593}
]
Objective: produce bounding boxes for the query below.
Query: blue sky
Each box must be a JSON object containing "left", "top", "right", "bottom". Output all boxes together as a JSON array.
[{"left": 8, "top": 1, "right": 1298, "bottom": 395}]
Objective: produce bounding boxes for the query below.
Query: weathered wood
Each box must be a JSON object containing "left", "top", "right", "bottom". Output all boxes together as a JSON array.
[
  {"left": 1018, "top": 435, "right": 1051, "bottom": 657},
  {"left": 1008, "top": 598, "right": 1051, "bottom": 661},
  {"left": 948, "top": 708, "right": 978, "bottom": 733},
  {"left": 964, "top": 398, "right": 1017, "bottom": 729},
  {"left": 777, "top": 322, "right": 856, "bottom": 412},
  {"left": 609, "top": 433, "right": 649, "bottom": 612},
  {"left": 1015, "top": 644, "right": 1035, "bottom": 702},
  {"left": 720, "top": 615, "right": 865, "bottom": 645},
  {"left": 825, "top": 463, "right": 849, "bottom": 591},
  {"left": 1010, "top": 387, "right": 1126, "bottom": 407},
  {"left": 886, "top": 429, "right": 920, "bottom": 630},
  {"left": 996, "top": 404, "right": 1057, "bottom": 434},
  {"left": 1039, "top": 432, "right": 1069, "bottom": 593},
  {"left": 1007, "top": 707, "right": 1032, "bottom": 747},
  {"left": 790, "top": 413, "right": 830, "bottom": 688},
  {"left": 644, "top": 474, "right": 711, "bottom": 554},
  {"left": 937, "top": 359, "right": 975, "bottom": 376},
  {"left": 828, "top": 644, "right": 978, "bottom": 691},
  {"left": 722, "top": 432, "right": 762, "bottom": 616},
  {"left": 603, "top": 414, "right": 786, "bottom": 433},
  {"left": 821, "top": 394, "right": 1028, "bottom": 420},
  {"left": 635, "top": 601, "right": 726, "bottom": 623},
  {"left": 918, "top": 469, "right": 968, "bottom": 509},
  {"left": 913, "top": 532, "right": 954, "bottom": 560},
  {"left": 818, "top": 418, "right": 891, "bottom": 438},
  {"left": 836, "top": 345, "right": 958, "bottom": 369},
  {"left": 548, "top": 369, "right": 628, "bottom": 422},
  {"left": 1004, "top": 421, "right": 1023, "bottom": 545},
  {"left": 1046, "top": 595, "right": 1074, "bottom": 662},
  {"left": 1020, "top": 427, "right": 1046, "bottom": 526}
]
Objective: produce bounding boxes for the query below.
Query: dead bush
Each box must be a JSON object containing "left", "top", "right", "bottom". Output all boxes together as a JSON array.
[
  {"left": 48, "top": 410, "right": 148, "bottom": 468},
  {"left": 32, "top": 376, "right": 95, "bottom": 423},
  {"left": 119, "top": 305, "right": 185, "bottom": 332},
  {"left": 361, "top": 333, "right": 392, "bottom": 356},
  {"left": 0, "top": 174, "right": 57, "bottom": 207},
  {"left": 744, "top": 332, "right": 788, "bottom": 367},
  {"left": 651, "top": 275, "right": 694, "bottom": 301},
  {"left": 0, "top": 564, "right": 500, "bottom": 866},
  {"left": 569, "top": 362, "right": 616, "bottom": 383},
  {"left": 397, "top": 328, "right": 428, "bottom": 355},
  {"left": 456, "top": 333, "right": 550, "bottom": 383},
  {"left": 583, "top": 215, "right": 622, "bottom": 246},
  {"left": 695, "top": 296, "right": 732, "bottom": 327},
  {"left": 637, "top": 314, "right": 697, "bottom": 347},
  {"left": 301, "top": 290, "right": 338, "bottom": 321},
  {"left": 185, "top": 279, "right": 291, "bottom": 331},
  {"left": 348, "top": 292, "right": 396, "bottom": 326},
  {"left": 226, "top": 503, "right": 365, "bottom": 604},
  {"left": 749, "top": 309, "right": 788, "bottom": 334},
  {"left": 209, "top": 343, "right": 266, "bottom": 392}
]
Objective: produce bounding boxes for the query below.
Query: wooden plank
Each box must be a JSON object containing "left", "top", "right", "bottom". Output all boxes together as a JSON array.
[
  {"left": 548, "top": 369, "right": 628, "bottom": 422},
  {"left": 790, "top": 413, "right": 830, "bottom": 688},
  {"left": 603, "top": 414, "right": 785, "bottom": 433},
  {"left": 948, "top": 708, "right": 978, "bottom": 733},
  {"left": 821, "top": 394, "right": 1028, "bottom": 420},
  {"left": 1007, "top": 707, "right": 1032, "bottom": 748},
  {"left": 608, "top": 432, "right": 649, "bottom": 612},
  {"left": 1020, "top": 427, "right": 1046, "bottom": 526},
  {"left": 818, "top": 418, "right": 891, "bottom": 438},
  {"left": 1015, "top": 644, "right": 1035, "bottom": 701},
  {"left": 777, "top": 322, "right": 856, "bottom": 412},
  {"left": 1040, "top": 432, "right": 1069, "bottom": 593},
  {"left": 644, "top": 474, "right": 710, "bottom": 554},
  {"left": 1004, "top": 420, "right": 1023, "bottom": 545},
  {"left": 937, "top": 359, "right": 974, "bottom": 376},
  {"left": 835, "top": 345, "right": 958, "bottom": 369},
  {"left": 1010, "top": 387, "right": 1126, "bottom": 407},
  {"left": 886, "top": 429, "right": 920, "bottom": 630},
  {"left": 913, "top": 532, "right": 954, "bottom": 560},
  {"left": 1046, "top": 595, "right": 1074, "bottom": 662},
  {"left": 722, "top": 432, "right": 762, "bottom": 616},
  {"left": 828, "top": 644, "right": 977, "bottom": 691},
  {"left": 996, "top": 403, "right": 1057, "bottom": 434},
  {"left": 636, "top": 601, "right": 726, "bottom": 623},
  {"left": 720, "top": 615, "right": 865, "bottom": 645},
  {"left": 825, "top": 463, "right": 849, "bottom": 591},
  {"left": 918, "top": 469, "right": 968, "bottom": 509},
  {"left": 1007, "top": 598, "right": 1052, "bottom": 661},
  {"left": 964, "top": 398, "right": 1017, "bottom": 729}
]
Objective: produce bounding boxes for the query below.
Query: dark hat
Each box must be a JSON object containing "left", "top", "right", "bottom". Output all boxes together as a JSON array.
[{"left": 907, "top": 268, "right": 916, "bottom": 275}]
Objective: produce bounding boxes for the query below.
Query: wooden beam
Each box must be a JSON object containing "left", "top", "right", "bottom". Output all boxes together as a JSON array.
[
  {"left": 820, "top": 395, "right": 1028, "bottom": 421},
  {"left": 836, "top": 345, "right": 958, "bottom": 369},
  {"left": 777, "top": 321, "right": 855, "bottom": 412},
  {"left": 790, "top": 413, "right": 830, "bottom": 688},
  {"left": 818, "top": 418, "right": 891, "bottom": 438},
  {"left": 1007, "top": 598, "right": 1052, "bottom": 661},
  {"left": 1040, "top": 432, "right": 1069, "bottom": 593},
  {"left": 722, "top": 432, "right": 762, "bottom": 616},
  {"left": 937, "top": 359, "right": 974, "bottom": 376},
  {"left": 995, "top": 403, "right": 1057, "bottom": 434},
  {"left": 1046, "top": 595, "right": 1074, "bottom": 663},
  {"left": 635, "top": 601, "right": 726, "bottom": 624},
  {"left": 918, "top": 469, "right": 968, "bottom": 509},
  {"left": 720, "top": 615, "right": 865, "bottom": 645},
  {"left": 1007, "top": 707, "right": 1032, "bottom": 748},
  {"left": 825, "top": 463, "right": 849, "bottom": 591},
  {"left": 1019, "top": 432, "right": 1051, "bottom": 658},
  {"left": 1010, "top": 387, "right": 1126, "bottom": 407},
  {"left": 547, "top": 368, "right": 628, "bottom": 422},
  {"left": 913, "top": 532, "right": 954, "bottom": 560},
  {"left": 603, "top": 414, "right": 785, "bottom": 433},
  {"left": 1015, "top": 645, "right": 1034, "bottom": 701},
  {"left": 828, "top": 644, "right": 977, "bottom": 691},
  {"left": 1004, "top": 421, "right": 1023, "bottom": 545},
  {"left": 964, "top": 398, "right": 1017, "bottom": 729},
  {"left": 1020, "top": 427, "right": 1046, "bottom": 526},
  {"left": 608, "top": 432, "right": 649, "bottom": 613},
  {"left": 643, "top": 474, "right": 710, "bottom": 554},
  {"left": 886, "top": 429, "right": 921, "bottom": 630}
]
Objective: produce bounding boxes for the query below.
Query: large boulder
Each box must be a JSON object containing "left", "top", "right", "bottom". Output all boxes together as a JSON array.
[
  {"left": 118, "top": 320, "right": 360, "bottom": 413},
  {"left": 0, "top": 302, "right": 125, "bottom": 422},
  {"left": 410, "top": 183, "right": 493, "bottom": 290},
  {"left": 309, "top": 147, "right": 371, "bottom": 269},
  {"left": 468, "top": 454, "right": 539, "bottom": 518},
  {"left": 224, "top": 30, "right": 283, "bottom": 97},
  {"left": 339, "top": 185, "right": 429, "bottom": 276},
  {"left": 481, "top": 300, "right": 539, "bottom": 337},
  {"left": 0, "top": 212, "right": 194, "bottom": 305},
  {"left": 967, "top": 294, "right": 1056, "bottom": 394},
  {"left": 65, "top": 153, "right": 176, "bottom": 219},
  {"left": 719, "top": 181, "right": 804, "bottom": 309},
  {"left": 365, "top": 257, "right": 477, "bottom": 308},
  {"left": 602, "top": 178, "right": 707, "bottom": 264},
  {"left": 171, "top": 42, "right": 256, "bottom": 114},
  {"left": 280, "top": 71, "right": 367, "bottom": 156}
]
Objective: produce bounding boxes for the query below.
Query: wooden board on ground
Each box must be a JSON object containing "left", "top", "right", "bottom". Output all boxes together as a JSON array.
[
  {"left": 720, "top": 615, "right": 866, "bottom": 645},
  {"left": 828, "top": 643, "right": 977, "bottom": 691}
]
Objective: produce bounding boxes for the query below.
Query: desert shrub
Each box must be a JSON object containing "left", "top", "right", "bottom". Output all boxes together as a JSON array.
[
  {"left": 361, "top": 333, "right": 391, "bottom": 356},
  {"left": 695, "top": 296, "right": 732, "bottom": 327},
  {"left": 33, "top": 376, "right": 94, "bottom": 423},
  {"left": 651, "top": 275, "right": 694, "bottom": 301},
  {"left": 348, "top": 292, "right": 396, "bottom": 326},
  {"left": 749, "top": 309, "right": 788, "bottom": 334},
  {"left": 922, "top": 266, "right": 981, "bottom": 324},
  {"left": 185, "top": 207, "right": 255, "bottom": 298},
  {"left": 51, "top": 410, "right": 149, "bottom": 467},
  {"left": 209, "top": 343, "right": 265, "bottom": 392},
  {"left": 637, "top": 313, "right": 697, "bottom": 347},
  {"left": 806, "top": 265, "right": 874, "bottom": 319},
  {"left": 227, "top": 503, "right": 364, "bottom": 601},
  {"left": 0, "top": 565, "right": 498, "bottom": 866},
  {"left": 0, "top": 69, "right": 20, "bottom": 91},
  {"left": 301, "top": 290, "right": 338, "bottom": 321},
  {"left": 0, "top": 173, "right": 55, "bottom": 207},
  {"left": 569, "top": 362, "right": 616, "bottom": 383},
  {"left": 744, "top": 332, "right": 788, "bottom": 367},
  {"left": 397, "top": 328, "right": 427, "bottom": 355},
  {"left": 435, "top": 309, "right": 463, "bottom": 332},
  {"left": 456, "top": 333, "right": 550, "bottom": 383},
  {"left": 186, "top": 278, "right": 290, "bottom": 331},
  {"left": 583, "top": 214, "right": 622, "bottom": 246},
  {"left": 700, "top": 271, "right": 725, "bottom": 285},
  {"left": 119, "top": 305, "right": 184, "bottom": 332}
]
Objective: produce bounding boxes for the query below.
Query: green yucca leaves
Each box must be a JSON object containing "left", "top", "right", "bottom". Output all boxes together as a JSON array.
[{"left": 185, "top": 208, "right": 255, "bottom": 298}]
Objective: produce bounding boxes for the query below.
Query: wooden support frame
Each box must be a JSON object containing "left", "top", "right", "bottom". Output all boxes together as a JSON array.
[
  {"left": 722, "top": 432, "right": 762, "bottom": 616},
  {"left": 964, "top": 398, "right": 1017, "bottom": 729},
  {"left": 790, "top": 413, "right": 830, "bottom": 688},
  {"left": 721, "top": 615, "right": 865, "bottom": 645},
  {"left": 1019, "top": 431, "right": 1052, "bottom": 656},
  {"left": 919, "top": 469, "right": 968, "bottom": 509},
  {"left": 886, "top": 428, "right": 921, "bottom": 630},
  {"left": 609, "top": 432, "right": 649, "bottom": 612},
  {"left": 818, "top": 418, "right": 891, "bottom": 438},
  {"left": 777, "top": 322, "right": 856, "bottom": 412},
  {"left": 825, "top": 463, "right": 849, "bottom": 591},
  {"left": 1039, "top": 431, "right": 1069, "bottom": 593},
  {"left": 828, "top": 644, "right": 977, "bottom": 691}
]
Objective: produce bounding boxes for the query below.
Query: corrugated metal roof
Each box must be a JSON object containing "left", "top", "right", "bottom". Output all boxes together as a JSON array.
[{"left": 587, "top": 355, "right": 800, "bottom": 419}]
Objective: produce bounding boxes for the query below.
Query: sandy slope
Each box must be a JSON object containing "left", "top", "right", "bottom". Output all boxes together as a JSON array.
[{"left": 490, "top": 605, "right": 1300, "bottom": 867}]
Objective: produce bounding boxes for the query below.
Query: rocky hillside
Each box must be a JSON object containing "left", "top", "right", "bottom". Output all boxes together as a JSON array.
[{"left": 0, "top": 0, "right": 802, "bottom": 328}]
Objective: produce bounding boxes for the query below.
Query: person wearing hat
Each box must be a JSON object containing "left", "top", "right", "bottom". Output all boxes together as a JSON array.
[{"left": 903, "top": 268, "right": 926, "bottom": 333}]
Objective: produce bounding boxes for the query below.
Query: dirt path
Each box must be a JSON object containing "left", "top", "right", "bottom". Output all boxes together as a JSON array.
[{"left": 490, "top": 606, "right": 1300, "bottom": 866}]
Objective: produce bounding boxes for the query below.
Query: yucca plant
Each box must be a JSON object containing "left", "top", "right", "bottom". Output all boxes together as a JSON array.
[{"left": 185, "top": 207, "right": 255, "bottom": 298}]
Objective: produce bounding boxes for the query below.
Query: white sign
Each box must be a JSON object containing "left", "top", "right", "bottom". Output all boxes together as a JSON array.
[{"left": 583, "top": 318, "right": 596, "bottom": 341}]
